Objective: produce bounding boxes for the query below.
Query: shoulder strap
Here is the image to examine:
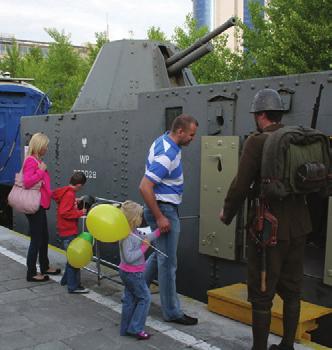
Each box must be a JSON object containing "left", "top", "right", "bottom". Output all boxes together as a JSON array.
[{"left": 21, "top": 156, "right": 40, "bottom": 174}]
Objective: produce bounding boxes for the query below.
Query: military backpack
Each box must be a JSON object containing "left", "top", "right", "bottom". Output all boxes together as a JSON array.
[{"left": 260, "top": 125, "right": 331, "bottom": 199}]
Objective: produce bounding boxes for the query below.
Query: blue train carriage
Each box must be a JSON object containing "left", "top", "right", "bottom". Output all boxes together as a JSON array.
[{"left": 0, "top": 73, "right": 51, "bottom": 227}]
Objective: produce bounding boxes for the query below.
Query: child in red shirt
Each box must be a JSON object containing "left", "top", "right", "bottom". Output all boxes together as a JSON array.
[{"left": 53, "top": 172, "right": 87, "bottom": 293}]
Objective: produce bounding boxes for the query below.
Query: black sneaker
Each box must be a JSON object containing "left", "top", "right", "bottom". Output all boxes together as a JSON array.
[
  {"left": 170, "top": 314, "right": 198, "bottom": 325},
  {"left": 68, "top": 288, "right": 89, "bottom": 294},
  {"left": 269, "top": 345, "right": 294, "bottom": 350}
]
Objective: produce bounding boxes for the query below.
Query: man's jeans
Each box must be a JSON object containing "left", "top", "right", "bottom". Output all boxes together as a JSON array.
[
  {"left": 61, "top": 235, "right": 81, "bottom": 292},
  {"left": 119, "top": 270, "right": 151, "bottom": 335},
  {"left": 144, "top": 203, "right": 183, "bottom": 321}
]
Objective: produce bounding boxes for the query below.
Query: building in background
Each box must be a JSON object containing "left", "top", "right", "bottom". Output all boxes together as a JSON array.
[
  {"left": 192, "top": 0, "right": 212, "bottom": 30},
  {"left": 190, "top": 0, "right": 265, "bottom": 51},
  {"left": 243, "top": 0, "right": 265, "bottom": 29},
  {"left": 0, "top": 34, "right": 88, "bottom": 59}
]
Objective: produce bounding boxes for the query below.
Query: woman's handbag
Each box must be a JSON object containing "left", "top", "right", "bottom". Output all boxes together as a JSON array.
[{"left": 8, "top": 159, "right": 42, "bottom": 215}]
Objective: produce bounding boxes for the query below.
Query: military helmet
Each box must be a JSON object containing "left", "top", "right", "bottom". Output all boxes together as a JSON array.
[{"left": 250, "top": 88, "right": 284, "bottom": 113}]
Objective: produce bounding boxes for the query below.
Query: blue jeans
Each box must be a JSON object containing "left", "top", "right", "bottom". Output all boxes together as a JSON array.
[
  {"left": 119, "top": 270, "right": 151, "bottom": 335},
  {"left": 144, "top": 203, "right": 183, "bottom": 321},
  {"left": 61, "top": 235, "right": 81, "bottom": 292}
]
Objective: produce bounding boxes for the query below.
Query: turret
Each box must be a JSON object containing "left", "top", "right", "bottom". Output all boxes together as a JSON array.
[{"left": 72, "top": 17, "right": 236, "bottom": 112}]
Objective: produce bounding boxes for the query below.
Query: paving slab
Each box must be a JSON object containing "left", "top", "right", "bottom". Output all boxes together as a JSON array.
[{"left": 0, "top": 225, "right": 318, "bottom": 350}]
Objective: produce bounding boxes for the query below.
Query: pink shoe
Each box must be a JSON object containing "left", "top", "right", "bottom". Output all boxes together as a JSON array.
[{"left": 136, "top": 331, "right": 151, "bottom": 340}]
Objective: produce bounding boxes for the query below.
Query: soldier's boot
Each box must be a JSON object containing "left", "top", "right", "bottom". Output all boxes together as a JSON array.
[
  {"left": 268, "top": 300, "right": 300, "bottom": 350},
  {"left": 251, "top": 309, "right": 271, "bottom": 350}
]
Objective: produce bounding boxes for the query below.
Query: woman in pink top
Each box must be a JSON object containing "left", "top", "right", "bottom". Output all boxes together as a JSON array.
[{"left": 23, "top": 133, "right": 61, "bottom": 282}]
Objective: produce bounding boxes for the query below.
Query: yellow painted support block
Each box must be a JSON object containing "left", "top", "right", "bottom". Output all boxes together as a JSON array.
[{"left": 208, "top": 283, "right": 332, "bottom": 341}]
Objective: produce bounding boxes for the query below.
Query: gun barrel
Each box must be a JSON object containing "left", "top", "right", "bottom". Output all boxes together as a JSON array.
[
  {"left": 166, "top": 16, "right": 236, "bottom": 67},
  {"left": 167, "top": 43, "right": 213, "bottom": 77}
]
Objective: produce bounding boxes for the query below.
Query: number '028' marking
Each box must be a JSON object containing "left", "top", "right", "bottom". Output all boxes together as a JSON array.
[{"left": 73, "top": 170, "right": 97, "bottom": 179}]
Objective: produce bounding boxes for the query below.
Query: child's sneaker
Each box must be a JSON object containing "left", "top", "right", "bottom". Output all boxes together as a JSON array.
[
  {"left": 136, "top": 331, "right": 151, "bottom": 340},
  {"left": 68, "top": 287, "right": 89, "bottom": 294}
]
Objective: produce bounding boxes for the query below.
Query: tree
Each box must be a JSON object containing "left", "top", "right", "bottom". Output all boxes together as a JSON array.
[
  {"left": 87, "top": 31, "right": 110, "bottom": 66},
  {"left": 241, "top": 0, "right": 332, "bottom": 78},
  {"left": 146, "top": 15, "right": 242, "bottom": 83},
  {"left": 172, "top": 15, "right": 242, "bottom": 83},
  {"left": 19, "top": 47, "right": 46, "bottom": 84},
  {"left": 0, "top": 41, "right": 22, "bottom": 77},
  {"left": 41, "top": 28, "right": 90, "bottom": 113},
  {"left": 147, "top": 27, "right": 168, "bottom": 42}
]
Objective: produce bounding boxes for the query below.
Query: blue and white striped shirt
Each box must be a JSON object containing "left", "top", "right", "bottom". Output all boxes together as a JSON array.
[{"left": 144, "top": 132, "right": 183, "bottom": 204}]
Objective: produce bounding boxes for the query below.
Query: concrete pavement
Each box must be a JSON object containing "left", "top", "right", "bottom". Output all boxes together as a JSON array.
[{"left": 0, "top": 225, "right": 320, "bottom": 350}]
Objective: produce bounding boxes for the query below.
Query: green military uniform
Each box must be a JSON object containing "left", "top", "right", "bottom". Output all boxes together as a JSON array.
[{"left": 222, "top": 123, "right": 312, "bottom": 350}]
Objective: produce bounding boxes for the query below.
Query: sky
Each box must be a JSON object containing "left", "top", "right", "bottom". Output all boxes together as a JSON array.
[{"left": 0, "top": 0, "right": 193, "bottom": 46}]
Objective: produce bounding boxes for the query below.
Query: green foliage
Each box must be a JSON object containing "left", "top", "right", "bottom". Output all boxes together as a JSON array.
[
  {"left": 241, "top": 0, "right": 332, "bottom": 77},
  {"left": 40, "top": 28, "right": 89, "bottom": 112},
  {"left": 146, "top": 15, "right": 242, "bottom": 84},
  {"left": 87, "top": 31, "right": 110, "bottom": 66},
  {"left": 0, "top": 41, "right": 22, "bottom": 76},
  {"left": 147, "top": 26, "right": 169, "bottom": 42}
]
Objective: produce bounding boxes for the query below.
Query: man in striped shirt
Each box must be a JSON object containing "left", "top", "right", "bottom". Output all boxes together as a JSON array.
[{"left": 139, "top": 114, "right": 199, "bottom": 325}]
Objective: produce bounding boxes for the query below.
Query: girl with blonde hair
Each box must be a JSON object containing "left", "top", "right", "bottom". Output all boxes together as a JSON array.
[
  {"left": 118, "top": 200, "right": 161, "bottom": 340},
  {"left": 23, "top": 133, "right": 60, "bottom": 282}
]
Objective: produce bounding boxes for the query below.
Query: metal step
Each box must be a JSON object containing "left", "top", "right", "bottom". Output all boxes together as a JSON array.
[{"left": 207, "top": 283, "right": 332, "bottom": 341}]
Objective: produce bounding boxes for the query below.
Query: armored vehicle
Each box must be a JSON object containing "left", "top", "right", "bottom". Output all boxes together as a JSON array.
[{"left": 12, "top": 18, "right": 332, "bottom": 344}]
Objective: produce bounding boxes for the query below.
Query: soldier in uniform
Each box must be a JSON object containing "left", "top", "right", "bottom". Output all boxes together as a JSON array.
[{"left": 219, "top": 89, "right": 312, "bottom": 350}]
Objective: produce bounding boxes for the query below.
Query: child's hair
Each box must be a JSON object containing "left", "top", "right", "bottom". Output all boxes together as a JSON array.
[
  {"left": 121, "top": 200, "right": 143, "bottom": 230},
  {"left": 70, "top": 171, "right": 87, "bottom": 186},
  {"left": 27, "top": 132, "right": 49, "bottom": 157}
]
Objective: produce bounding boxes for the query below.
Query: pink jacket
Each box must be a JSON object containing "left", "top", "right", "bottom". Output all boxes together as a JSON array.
[{"left": 23, "top": 156, "right": 52, "bottom": 209}]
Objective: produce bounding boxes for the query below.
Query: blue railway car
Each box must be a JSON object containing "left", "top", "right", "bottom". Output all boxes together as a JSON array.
[{"left": 0, "top": 74, "right": 51, "bottom": 227}]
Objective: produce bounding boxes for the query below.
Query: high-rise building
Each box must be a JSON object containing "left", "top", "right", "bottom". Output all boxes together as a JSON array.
[
  {"left": 213, "top": 0, "right": 266, "bottom": 50},
  {"left": 192, "top": 0, "right": 212, "bottom": 30}
]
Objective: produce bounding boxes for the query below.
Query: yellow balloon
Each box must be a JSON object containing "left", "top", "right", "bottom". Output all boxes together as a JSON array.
[
  {"left": 67, "top": 237, "right": 93, "bottom": 268},
  {"left": 86, "top": 204, "right": 131, "bottom": 242}
]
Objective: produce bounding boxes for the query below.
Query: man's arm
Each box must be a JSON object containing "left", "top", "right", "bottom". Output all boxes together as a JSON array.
[
  {"left": 221, "top": 134, "right": 264, "bottom": 225},
  {"left": 139, "top": 176, "right": 171, "bottom": 233}
]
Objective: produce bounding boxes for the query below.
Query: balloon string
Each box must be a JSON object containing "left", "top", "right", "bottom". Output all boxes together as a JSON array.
[
  {"left": 130, "top": 233, "right": 168, "bottom": 258},
  {"left": 81, "top": 199, "right": 86, "bottom": 232}
]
